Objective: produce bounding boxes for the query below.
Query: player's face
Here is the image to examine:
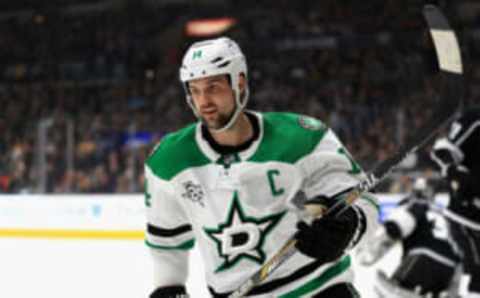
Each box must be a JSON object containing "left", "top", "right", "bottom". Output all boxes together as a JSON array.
[{"left": 188, "top": 75, "right": 236, "bottom": 129}]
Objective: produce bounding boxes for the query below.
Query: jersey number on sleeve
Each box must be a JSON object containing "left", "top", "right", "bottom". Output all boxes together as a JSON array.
[
  {"left": 145, "top": 181, "right": 152, "bottom": 207},
  {"left": 427, "top": 210, "right": 448, "bottom": 240}
]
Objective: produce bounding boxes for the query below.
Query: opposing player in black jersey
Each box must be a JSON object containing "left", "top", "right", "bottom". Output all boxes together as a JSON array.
[
  {"left": 431, "top": 106, "right": 480, "bottom": 298},
  {"left": 358, "top": 178, "right": 459, "bottom": 298}
]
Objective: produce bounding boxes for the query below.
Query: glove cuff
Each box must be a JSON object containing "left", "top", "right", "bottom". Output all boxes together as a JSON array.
[{"left": 150, "top": 285, "right": 189, "bottom": 298}]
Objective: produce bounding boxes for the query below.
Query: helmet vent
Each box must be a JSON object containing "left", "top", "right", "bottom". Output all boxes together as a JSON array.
[
  {"left": 217, "top": 61, "right": 231, "bottom": 68},
  {"left": 211, "top": 57, "right": 224, "bottom": 63}
]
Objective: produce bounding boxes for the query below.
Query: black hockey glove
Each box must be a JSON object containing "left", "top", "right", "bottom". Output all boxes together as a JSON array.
[
  {"left": 432, "top": 147, "right": 456, "bottom": 166},
  {"left": 294, "top": 196, "right": 364, "bottom": 264},
  {"left": 150, "top": 285, "right": 189, "bottom": 298},
  {"left": 384, "top": 221, "right": 406, "bottom": 240}
]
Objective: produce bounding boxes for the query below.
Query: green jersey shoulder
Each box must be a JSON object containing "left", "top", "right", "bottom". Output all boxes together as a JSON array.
[
  {"left": 145, "top": 112, "right": 329, "bottom": 180},
  {"left": 250, "top": 112, "right": 328, "bottom": 163},
  {"left": 146, "top": 123, "right": 209, "bottom": 181}
]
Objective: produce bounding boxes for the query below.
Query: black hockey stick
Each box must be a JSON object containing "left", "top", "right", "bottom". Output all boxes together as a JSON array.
[{"left": 228, "top": 5, "right": 463, "bottom": 297}]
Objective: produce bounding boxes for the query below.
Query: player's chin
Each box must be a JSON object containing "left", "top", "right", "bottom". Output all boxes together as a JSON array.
[
  {"left": 203, "top": 117, "right": 229, "bottom": 130},
  {"left": 209, "top": 121, "right": 226, "bottom": 130},
  {"left": 201, "top": 117, "right": 221, "bottom": 130}
]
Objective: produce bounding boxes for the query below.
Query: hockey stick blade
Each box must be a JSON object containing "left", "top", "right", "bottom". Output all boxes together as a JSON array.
[
  {"left": 228, "top": 5, "right": 463, "bottom": 297},
  {"left": 424, "top": 4, "right": 463, "bottom": 75}
]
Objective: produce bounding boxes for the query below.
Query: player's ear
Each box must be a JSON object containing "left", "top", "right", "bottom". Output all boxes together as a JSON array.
[{"left": 238, "top": 73, "right": 246, "bottom": 93}]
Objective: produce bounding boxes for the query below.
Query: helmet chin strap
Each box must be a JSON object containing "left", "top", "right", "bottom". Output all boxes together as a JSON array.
[
  {"left": 211, "top": 87, "right": 250, "bottom": 132},
  {"left": 209, "top": 102, "right": 241, "bottom": 133}
]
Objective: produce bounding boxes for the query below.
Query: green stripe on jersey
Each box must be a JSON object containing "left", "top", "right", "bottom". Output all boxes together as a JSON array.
[
  {"left": 279, "top": 255, "right": 351, "bottom": 298},
  {"left": 145, "top": 238, "right": 195, "bottom": 250},
  {"left": 146, "top": 124, "right": 210, "bottom": 181},
  {"left": 361, "top": 193, "right": 380, "bottom": 213},
  {"left": 249, "top": 113, "right": 328, "bottom": 164}
]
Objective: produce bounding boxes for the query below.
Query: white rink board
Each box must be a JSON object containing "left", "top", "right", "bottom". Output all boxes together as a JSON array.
[
  {"left": 0, "top": 238, "right": 400, "bottom": 298},
  {"left": 0, "top": 194, "right": 144, "bottom": 230},
  {"left": 0, "top": 194, "right": 443, "bottom": 297}
]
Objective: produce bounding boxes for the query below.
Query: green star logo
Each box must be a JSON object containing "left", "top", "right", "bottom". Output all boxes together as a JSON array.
[{"left": 204, "top": 191, "right": 286, "bottom": 272}]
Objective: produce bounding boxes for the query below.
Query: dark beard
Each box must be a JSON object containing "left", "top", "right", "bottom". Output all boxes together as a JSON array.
[{"left": 202, "top": 108, "right": 235, "bottom": 130}]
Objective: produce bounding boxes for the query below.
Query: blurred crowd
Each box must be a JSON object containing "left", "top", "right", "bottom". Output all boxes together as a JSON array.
[{"left": 1, "top": 0, "right": 479, "bottom": 193}]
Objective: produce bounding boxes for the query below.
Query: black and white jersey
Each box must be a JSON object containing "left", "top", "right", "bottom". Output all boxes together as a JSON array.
[
  {"left": 386, "top": 197, "right": 458, "bottom": 263},
  {"left": 431, "top": 106, "right": 480, "bottom": 223},
  {"left": 445, "top": 107, "right": 480, "bottom": 177}
]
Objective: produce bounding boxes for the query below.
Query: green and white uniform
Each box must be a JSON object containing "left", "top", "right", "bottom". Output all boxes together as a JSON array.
[{"left": 145, "top": 112, "right": 379, "bottom": 297}]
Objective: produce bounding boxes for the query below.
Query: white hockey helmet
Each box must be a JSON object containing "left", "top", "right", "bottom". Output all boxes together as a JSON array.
[
  {"left": 412, "top": 177, "right": 433, "bottom": 200},
  {"left": 413, "top": 177, "right": 427, "bottom": 192},
  {"left": 179, "top": 37, "right": 249, "bottom": 132}
]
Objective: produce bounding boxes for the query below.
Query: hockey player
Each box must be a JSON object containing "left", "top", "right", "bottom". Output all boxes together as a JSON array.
[
  {"left": 144, "top": 37, "right": 379, "bottom": 297},
  {"left": 431, "top": 106, "right": 480, "bottom": 298},
  {"left": 358, "top": 177, "right": 459, "bottom": 298}
]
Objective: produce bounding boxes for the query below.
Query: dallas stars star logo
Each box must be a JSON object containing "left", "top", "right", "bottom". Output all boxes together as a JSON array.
[{"left": 203, "top": 191, "right": 286, "bottom": 273}]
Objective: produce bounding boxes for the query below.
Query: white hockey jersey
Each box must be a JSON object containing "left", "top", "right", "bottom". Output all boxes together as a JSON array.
[{"left": 145, "top": 112, "right": 379, "bottom": 297}]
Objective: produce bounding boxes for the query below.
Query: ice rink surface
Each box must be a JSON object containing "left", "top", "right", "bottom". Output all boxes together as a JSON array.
[{"left": 0, "top": 238, "right": 402, "bottom": 298}]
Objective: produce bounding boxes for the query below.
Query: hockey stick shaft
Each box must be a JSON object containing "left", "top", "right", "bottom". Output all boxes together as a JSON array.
[{"left": 228, "top": 5, "right": 463, "bottom": 298}]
